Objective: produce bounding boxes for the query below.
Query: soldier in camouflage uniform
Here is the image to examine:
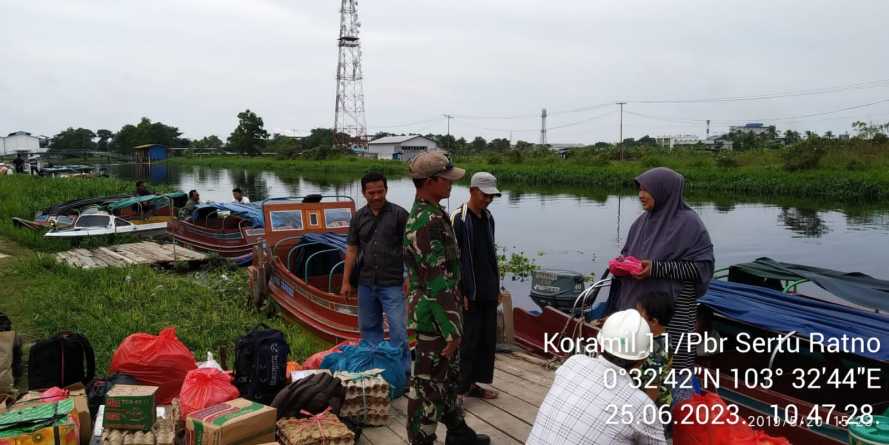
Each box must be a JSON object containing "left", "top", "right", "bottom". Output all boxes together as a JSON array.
[{"left": 403, "top": 151, "right": 491, "bottom": 445}]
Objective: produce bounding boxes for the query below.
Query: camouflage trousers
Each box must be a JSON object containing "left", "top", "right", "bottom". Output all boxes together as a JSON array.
[{"left": 406, "top": 333, "right": 463, "bottom": 445}]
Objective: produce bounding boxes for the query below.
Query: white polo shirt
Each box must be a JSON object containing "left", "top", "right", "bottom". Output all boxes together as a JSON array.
[{"left": 527, "top": 354, "right": 666, "bottom": 445}]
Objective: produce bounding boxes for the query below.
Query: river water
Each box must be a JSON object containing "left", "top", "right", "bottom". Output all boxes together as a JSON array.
[{"left": 109, "top": 163, "right": 889, "bottom": 310}]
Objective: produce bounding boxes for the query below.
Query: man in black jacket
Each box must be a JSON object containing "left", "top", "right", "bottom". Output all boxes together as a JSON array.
[{"left": 451, "top": 172, "right": 501, "bottom": 399}]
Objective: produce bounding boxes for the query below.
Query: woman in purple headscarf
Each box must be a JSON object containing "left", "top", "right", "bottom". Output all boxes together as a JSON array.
[{"left": 606, "top": 167, "right": 714, "bottom": 400}]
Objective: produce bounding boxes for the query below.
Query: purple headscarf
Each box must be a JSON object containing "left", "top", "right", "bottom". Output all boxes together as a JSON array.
[{"left": 609, "top": 167, "right": 714, "bottom": 312}]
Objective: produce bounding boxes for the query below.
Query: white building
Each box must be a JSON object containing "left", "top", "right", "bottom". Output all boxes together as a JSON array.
[
  {"left": 366, "top": 135, "right": 439, "bottom": 161},
  {"left": 1, "top": 131, "right": 43, "bottom": 156},
  {"left": 729, "top": 123, "right": 772, "bottom": 136},
  {"left": 655, "top": 134, "right": 701, "bottom": 149}
]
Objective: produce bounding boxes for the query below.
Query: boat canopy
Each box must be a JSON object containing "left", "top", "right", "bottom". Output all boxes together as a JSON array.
[
  {"left": 300, "top": 232, "right": 348, "bottom": 252},
  {"left": 700, "top": 280, "right": 889, "bottom": 362},
  {"left": 107, "top": 192, "right": 187, "bottom": 211},
  {"left": 191, "top": 202, "right": 264, "bottom": 228},
  {"left": 729, "top": 257, "right": 889, "bottom": 312},
  {"left": 37, "top": 195, "right": 131, "bottom": 217}
]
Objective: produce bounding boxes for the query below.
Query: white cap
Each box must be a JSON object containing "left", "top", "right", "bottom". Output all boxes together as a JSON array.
[
  {"left": 596, "top": 309, "right": 651, "bottom": 361},
  {"left": 470, "top": 172, "right": 501, "bottom": 196}
]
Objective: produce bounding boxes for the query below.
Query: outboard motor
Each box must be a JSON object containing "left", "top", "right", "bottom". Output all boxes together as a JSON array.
[{"left": 529, "top": 269, "right": 587, "bottom": 314}]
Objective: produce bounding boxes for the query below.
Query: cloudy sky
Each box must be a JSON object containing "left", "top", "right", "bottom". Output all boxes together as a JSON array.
[{"left": 3, "top": 0, "right": 889, "bottom": 143}]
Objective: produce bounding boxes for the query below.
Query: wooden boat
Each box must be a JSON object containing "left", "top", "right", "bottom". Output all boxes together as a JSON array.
[
  {"left": 248, "top": 195, "right": 365, "bottom": 342},
  {"left": 45, "top": 192, "right": 186, "bottom": 238},
  {"left": 512, "top": 259, "right": 889, "bottom": 444},
  {"left": 167, "top": 202, "right": 265, "bottom": 266},
  {"left": 12, "top": 194, "right": 131, "bottom": 231}
]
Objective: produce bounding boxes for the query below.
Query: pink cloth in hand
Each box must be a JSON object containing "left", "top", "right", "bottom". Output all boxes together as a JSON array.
[{"left": 608, "top": 256, "right": 644, "bottom": 277}]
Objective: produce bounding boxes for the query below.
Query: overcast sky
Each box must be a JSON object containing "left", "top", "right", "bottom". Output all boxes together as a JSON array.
[{"left": 3, "top": 0, "right": 889, "bottom": 143}]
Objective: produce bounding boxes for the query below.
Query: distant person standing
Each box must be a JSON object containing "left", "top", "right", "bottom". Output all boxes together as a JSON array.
[
  {"left": 12, "top": 154, "right": 25, "bottom": 174},
  {"left": 28, "top": 156, "right": 39, "bottom": 175},
  {"left": 232, "top": 188, "right": 251, "bottom": 203},
  {"left": 340, "top": 172, "right": 411, "bottom": 376},
  {"left": 135, "top": 180, "right": 153, "bottom": 196},
  {"left": 451, "top": 172, "right": 502, "bottom": 400}
]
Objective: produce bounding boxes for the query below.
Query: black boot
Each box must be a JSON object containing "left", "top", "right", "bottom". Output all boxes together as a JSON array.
[{"left": 443, "top": 415, "right": 490, "bottom": 445}]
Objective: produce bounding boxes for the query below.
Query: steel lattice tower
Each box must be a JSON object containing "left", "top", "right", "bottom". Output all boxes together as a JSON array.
[{"left": 333, "top": 0, "right": 367, "bottom": 151}]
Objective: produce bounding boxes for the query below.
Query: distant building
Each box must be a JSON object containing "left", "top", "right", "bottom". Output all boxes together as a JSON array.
[
  {"left": 729, "top": 123, "right": 772, "bottom": 136},
  {"left": 702, "top": 135, "right": 734, "bottom": 151},
  {"left": 1, "top": 131, "right": 43, "bottom": 156},
  {"left": 133, "top": 144, "right": 169, "bottom": 163},
  {"left": 655, "top": 134, "right": 701, "bottom": 149},
  {"left": 366, "top": 135, "right": 439, "bottom": 161}
]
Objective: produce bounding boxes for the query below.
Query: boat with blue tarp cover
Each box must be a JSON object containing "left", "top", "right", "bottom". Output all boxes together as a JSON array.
[
  {"left": 167, "top": 202, "right": 266, "bottom": 265},
  {"left": 513, "top": 259, "right": 889, "bottom": 444}
]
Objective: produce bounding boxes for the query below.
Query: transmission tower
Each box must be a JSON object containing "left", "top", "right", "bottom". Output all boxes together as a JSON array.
[
  {"left": 540, "top": 108, "right": 547, "bottom": 145},
  {"left": 333, "top": 0, "right": 367, "bottom": 151}
]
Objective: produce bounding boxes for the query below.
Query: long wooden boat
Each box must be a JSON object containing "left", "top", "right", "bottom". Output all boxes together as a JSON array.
[
  {"left": 513, "top": 260, "right": 889, "bottom": 444},
  {"left": 167, "top": 202, "right": 265, "bottom": 265}
]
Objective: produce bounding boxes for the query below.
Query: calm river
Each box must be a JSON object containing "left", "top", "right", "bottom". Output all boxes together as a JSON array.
[{"left": 109, "top": 163, "right": 889, "bottom": 310}]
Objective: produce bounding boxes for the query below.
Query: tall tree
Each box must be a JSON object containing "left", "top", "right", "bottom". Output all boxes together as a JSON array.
[
  {"left": 49, "top": 128, "right": 97, "bottom": 150},
  {"left": 783, "top": 130, "right": 802, "bottom": 145},
  {"left": 488, "top": 138, "right": 510, "bottom": 151},
  {"left": 110, "top": 117, "right": 183, "bottom": 153},
  {"left": 470, "top": 136, "right": 487, "bottom": 151},
  {"left": 227, "top": 109, "right": 269, "bottom": 155},
  {"left": 192, "top": 135, "right": 224, "bottom": 149},
  {"left": 96, "top": 129, "right": 113, "bottom": 151}
]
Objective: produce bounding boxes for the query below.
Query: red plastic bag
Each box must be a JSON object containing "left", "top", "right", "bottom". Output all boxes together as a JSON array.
[
  {"left": 673, "top": 391, "right": 755, "bottom": 445},
  {"left": 608, "top": 256, "right": 644, "bottom": 277},
  {"left": 179, "top": 368, "right": 240, "bottom": 417},
  {"left": 302, "top": 341, "right": 356, "bottom": 369},
  {"left": 109, "top": 327, "right": 197, "bottom": 403},
  {"left": 750, "top": 431, "right": 791, "bottom": 445}
]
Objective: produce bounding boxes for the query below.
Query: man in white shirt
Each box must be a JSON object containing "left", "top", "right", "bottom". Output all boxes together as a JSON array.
[
  {"left": 527, "top": 309, "right": 667, "bottom": 445},
  {"left": 232, "top": 187, "right": 251, "bottom": 203}
]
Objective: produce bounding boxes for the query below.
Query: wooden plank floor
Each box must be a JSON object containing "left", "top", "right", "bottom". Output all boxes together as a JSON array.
[
  {"left": 358, "top": 352, "right": 555, "bottom": 445},
  {"left": 55, "top": 241, "right": 208, "bottom": 269}
]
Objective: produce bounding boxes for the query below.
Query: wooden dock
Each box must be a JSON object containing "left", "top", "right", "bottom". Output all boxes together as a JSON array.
[
  {"left": 359, "top": 352, "right": 556, "bottom": 445},
  {"left": 55, "top": 241, "right": 208, "bottom": 269}
]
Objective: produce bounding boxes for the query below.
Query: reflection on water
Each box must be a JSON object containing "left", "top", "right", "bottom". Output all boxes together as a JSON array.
[{"left": 109, "top": 163, "right": 889, "bottom": 310}]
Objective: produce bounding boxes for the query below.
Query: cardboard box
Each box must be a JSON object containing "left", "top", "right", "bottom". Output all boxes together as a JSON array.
[
  {"left": 185, "top": 398, "right": 276, "bottom": 445},
  {"left": 0, "top": 399, "right": 80, "bottom": 445},
  {"left": 104, "top": 385, "right": 158, "bottom": 431},
  {"left": 12, "top": 383, "right": 92, "bottom": 445}
]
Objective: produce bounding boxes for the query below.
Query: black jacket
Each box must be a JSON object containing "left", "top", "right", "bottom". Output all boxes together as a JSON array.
[{"left": 451, "top": 203, "right": 499, "bottom": 302}]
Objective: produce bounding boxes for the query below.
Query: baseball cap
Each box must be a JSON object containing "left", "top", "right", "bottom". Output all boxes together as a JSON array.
[
  {"left": 408, "top": 151, "right": 465, "bottom": 180},
  {"left": 470, "top": 172, "right": 501, "bottom": 196}
]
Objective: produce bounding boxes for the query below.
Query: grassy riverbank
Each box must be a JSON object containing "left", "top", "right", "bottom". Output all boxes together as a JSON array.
[
  {"left": 0, "top": 249, "right": 328, "bottom": 369},
  {"left": 168, "top": 141, "right": 889, "bottom": 200},
  {"left": 0, "top": 175, "right": 137, "bottom": 251},
  {"left": 0, "top": 174, "right": 329, "bottom": 369}
]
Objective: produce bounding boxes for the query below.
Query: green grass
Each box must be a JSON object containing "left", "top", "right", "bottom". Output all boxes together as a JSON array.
[
  {"left": 0, "top": 250, "right": 329, "bottom": 370},
  {"left": 0, "top": 175, "right": 141, "bottom": 252},
  {"left": 169, "top": 143, "right": 889, "bottom": 201}
]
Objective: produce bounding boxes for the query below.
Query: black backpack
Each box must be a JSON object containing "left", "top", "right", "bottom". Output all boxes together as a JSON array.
[
  {"left": 86, "top": 373, "right": 138, "bottom": 417},
  {"left": 27, "top": 332, "right": 95, "bottom": 390},
  {"left": 0, "top": 312, "right": 23, "bottom": 383},
  {"left": 234, "top": 324, "right": 290, "bottom": 405}
]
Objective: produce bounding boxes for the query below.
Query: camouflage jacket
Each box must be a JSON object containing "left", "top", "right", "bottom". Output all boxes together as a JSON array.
[
  {"left": 403, "top": 198, "right": 463, "bottom": 342},
  {"left": 641, "top": 335, "right": 673, "bottom": 408}
]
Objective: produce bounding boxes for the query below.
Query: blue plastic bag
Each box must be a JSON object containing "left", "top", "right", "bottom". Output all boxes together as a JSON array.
[{"left": 321, "top": 340, "right": 406, "bottom": 399}]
